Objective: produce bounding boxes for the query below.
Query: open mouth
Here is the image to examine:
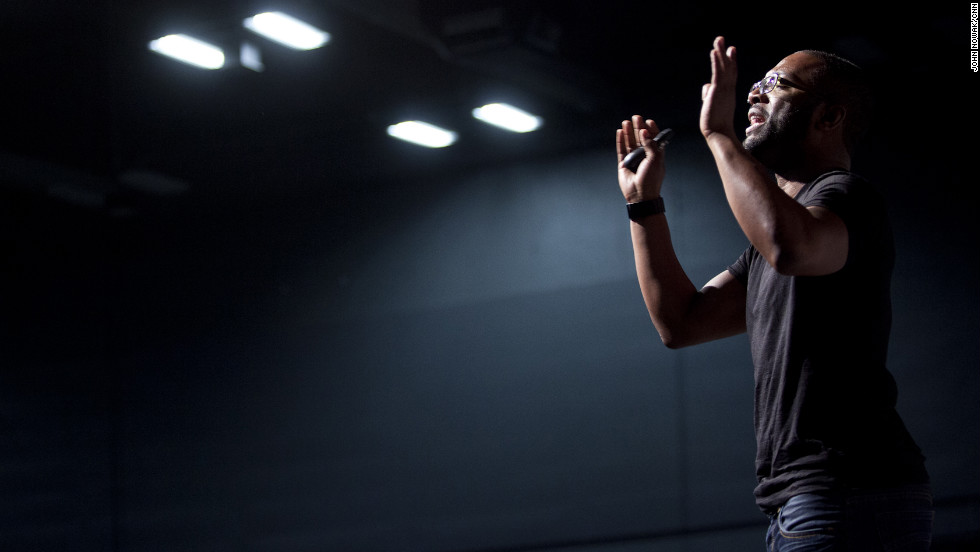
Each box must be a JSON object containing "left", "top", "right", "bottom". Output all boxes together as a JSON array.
[{"left": 746, "top": 108, "right": 767, "bottom": 135}]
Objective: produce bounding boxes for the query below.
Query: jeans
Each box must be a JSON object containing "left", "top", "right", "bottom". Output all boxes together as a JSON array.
[{"left": 765, "top": 485, "right": 933, "bottom": 552}]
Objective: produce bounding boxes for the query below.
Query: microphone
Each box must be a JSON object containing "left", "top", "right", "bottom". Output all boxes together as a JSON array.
[{"left": 622, "top": 128, "right": 674, "bottom": 173}]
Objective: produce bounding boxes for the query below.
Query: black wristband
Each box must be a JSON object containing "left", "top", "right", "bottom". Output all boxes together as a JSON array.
[{"left": 627, "top": 197, "right": 665, "bottom": 221}]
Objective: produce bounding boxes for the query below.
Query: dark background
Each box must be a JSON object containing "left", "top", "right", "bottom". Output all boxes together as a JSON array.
[{"left": 1, "top": 1, "right": 977, "bottom": 550}]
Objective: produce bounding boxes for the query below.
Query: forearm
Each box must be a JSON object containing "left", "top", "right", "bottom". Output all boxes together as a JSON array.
[{"left": 629, "top": 213, "right": 701, "bottom": 348}]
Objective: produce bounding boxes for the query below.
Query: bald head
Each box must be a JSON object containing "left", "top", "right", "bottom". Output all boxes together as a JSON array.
[{"left": 790, "top": 50, "right": 874, "bottom": 155}]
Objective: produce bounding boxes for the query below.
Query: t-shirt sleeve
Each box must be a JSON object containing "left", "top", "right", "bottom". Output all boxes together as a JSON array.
[
  {"left": 800, "top": 173, "right": 877, "bottom": 234},
  {"left": 800, "top": 173, "right": 885, "bottom": 268},
  {"left": 727, "top": 246, "right": 753, "bottom": 286}
]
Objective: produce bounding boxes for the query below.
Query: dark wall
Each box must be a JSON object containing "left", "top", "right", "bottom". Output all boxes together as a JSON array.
[{"left": 2, "top": 113, "right": 977, "bottom": 551}]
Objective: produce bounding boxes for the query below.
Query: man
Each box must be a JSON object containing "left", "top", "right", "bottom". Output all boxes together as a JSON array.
[{"left": 616, "top": 36, "right": 932, "bottom": 551}]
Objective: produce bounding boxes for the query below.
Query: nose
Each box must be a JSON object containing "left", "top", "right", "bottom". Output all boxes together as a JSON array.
[{"left": 747, "top": 87, "right": 767, "bottom": 106}]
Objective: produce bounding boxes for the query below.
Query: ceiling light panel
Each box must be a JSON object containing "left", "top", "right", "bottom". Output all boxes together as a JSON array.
[
  {"left": 472, "top": 103, "right": 542, "bottom": 133},
  {"left": 243, "top": 12, "right": 330, "bottom": 50},
  {"left": 148, "top": 34, "right": 225, "bottom": 69},
  {"left": 387, "top": 121, "right": 458, "bottom": 148}
]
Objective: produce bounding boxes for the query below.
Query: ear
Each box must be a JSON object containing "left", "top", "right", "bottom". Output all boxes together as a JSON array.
[{"left": 815, "top": 103, "right": 847, "bottom": 131}]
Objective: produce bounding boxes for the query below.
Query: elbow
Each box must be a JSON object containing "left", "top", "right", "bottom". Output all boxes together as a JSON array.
[
  {"left": 760, "top": 230, "right": 809, "bottom": 275},
  {"left": 662, "top": 338, "right": 687, "bottom": 350},
  {"left": 751, "top": 219, "right": 802, "bottom": 275},
  {"left": 658, "top": 328, "right": 694, "bottom": 350},
  {"left": 757, "top": 213, "right": 847, "bottom": 276},
  {"left": 767, "top": 246, "right": 803, "bottom": 276},
  {"left": 764, "top": 240, "right": 846, "bottom": 276}
]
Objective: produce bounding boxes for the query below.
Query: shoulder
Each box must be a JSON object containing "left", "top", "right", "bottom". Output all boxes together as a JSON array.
[
  {"left": 798, "top": 170, "right": 884, "bottom": 224},
  {"left": 799, "top": 170, "right": 872, "bottom": 200}
]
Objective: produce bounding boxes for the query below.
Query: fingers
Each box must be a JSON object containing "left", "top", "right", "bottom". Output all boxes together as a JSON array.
[
  {"left": 620, "top": 116, "right": 647, "bottom": 149},
  {"left": 711, "top": 36, "right": 734, "bottom": 62},
  {"left": 639, "top": 117, "right": 662, "bottom": 147},
  {"left": 617, "top": 116, "right": 664, "bottom": 168},
  {"left": 709, "top": 36, "right": 737, "bottom": 85},
  {"left": 622, "top": 119, "right": 636, "bottom": 149},
  {"left": 619, "top": 120, "right": 634, "bottom": 163},
  {"left": 628, "top": 115, "right": 663, "bottom": 151},
  {"left": 710, "top": 38, "right": 721, "bottom": 84}
]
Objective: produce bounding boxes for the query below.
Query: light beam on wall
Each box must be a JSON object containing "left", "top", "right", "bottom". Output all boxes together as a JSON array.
[
  {"left": 387, "top": 121, "right": 458, "bottom": 148},
  {"left": 243, "top": 12, "right": 330, "bottom": 50},
  {"left": 148, "top": 34, "right": 225, "bottom": 69},
  {"left": 472, "top": 103, "right": 542, "bottom": 133}
]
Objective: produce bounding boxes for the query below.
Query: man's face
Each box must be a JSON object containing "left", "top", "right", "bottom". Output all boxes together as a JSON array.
[{"left": 743, "top": 53, "right": 824, "bottom": 170}]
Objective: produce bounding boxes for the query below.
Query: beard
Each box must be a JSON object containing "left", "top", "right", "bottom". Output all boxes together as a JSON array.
[{"left": 743, "top": 100, "right": 815, "bottom": 173}]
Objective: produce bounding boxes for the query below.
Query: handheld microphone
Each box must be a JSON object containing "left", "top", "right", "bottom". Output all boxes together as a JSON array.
[{"left": 622, "top": 128, "right": 674, "bottom": 173}]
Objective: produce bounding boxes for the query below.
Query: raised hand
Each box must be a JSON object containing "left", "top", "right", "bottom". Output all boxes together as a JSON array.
[
  {"left": 700, "top": 36, "right": 739, "bottom": 142},
  {"left": 616, "top": 115, "right": 666, "bottom": 203}
]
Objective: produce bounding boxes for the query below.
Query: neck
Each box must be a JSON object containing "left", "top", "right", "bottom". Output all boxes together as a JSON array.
[
  {"left": 774, "top": 152, "right": 851, "bottom": 198},
  {"left": 775, "top": 175, "right": 807, "bottom": 198}
]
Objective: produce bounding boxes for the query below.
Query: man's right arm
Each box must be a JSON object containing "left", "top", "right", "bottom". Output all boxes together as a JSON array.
[
  {"left": 630, "top": 215, "right": 746, "bottom": 348},
  {"left": 619, "top": 116, "right": 746, "bottom": 348}
]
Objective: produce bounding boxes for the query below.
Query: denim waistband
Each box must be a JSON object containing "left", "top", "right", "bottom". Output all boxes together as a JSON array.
[{"left": 769, "top": 483, "right": 933, "bottom": 518}]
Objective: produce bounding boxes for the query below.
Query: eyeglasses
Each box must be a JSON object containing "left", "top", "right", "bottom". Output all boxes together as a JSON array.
[{"left": 750, "top": 74, "right": 812, "bottom": 96}]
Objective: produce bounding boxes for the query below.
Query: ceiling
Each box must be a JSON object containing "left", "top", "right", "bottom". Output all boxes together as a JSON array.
[{"left": 0, "top": 1, "right": 962, "bottom": 218}]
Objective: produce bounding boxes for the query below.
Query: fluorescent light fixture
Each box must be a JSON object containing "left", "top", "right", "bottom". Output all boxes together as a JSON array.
[
  {"left": 472, "top": 103, "right": 542, "bottom": 133},
  {"left": 386, "top": 121, "right": 458, "bottom": 148},
  {"left": 148, "top": 34, "right": 225, "bottom": 69},
  {"left": 243, "top": 12, "right": 330, "bottom": 50}
]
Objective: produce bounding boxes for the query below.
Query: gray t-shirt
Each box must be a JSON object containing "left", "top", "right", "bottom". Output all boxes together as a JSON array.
[{"left": 728, "top": 171, "right": 928, "bottom": 514}]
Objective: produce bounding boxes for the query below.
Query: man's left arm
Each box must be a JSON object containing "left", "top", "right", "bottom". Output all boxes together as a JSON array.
[{"left": 698, "top": 36, "right": 848, "bottom": 277}]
